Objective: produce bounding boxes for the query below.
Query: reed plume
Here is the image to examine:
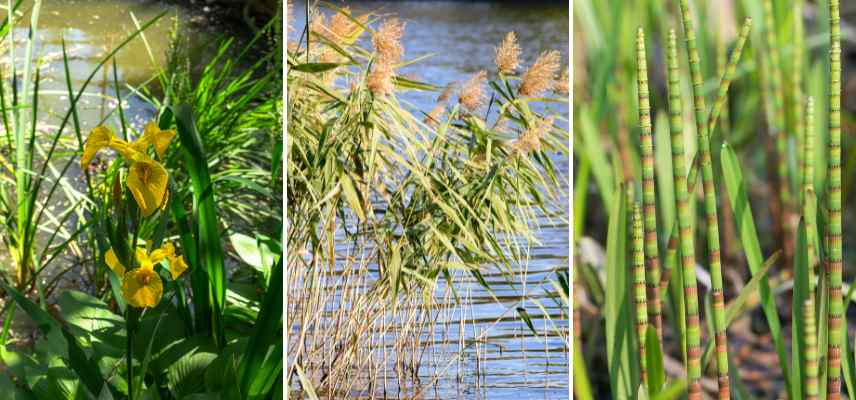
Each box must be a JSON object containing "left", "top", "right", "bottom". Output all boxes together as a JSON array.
[
  {"left": 554, "top": 67, "right": 569, "bottom": 95},
  {"left": 519, "top": 50, "right": 560, "bottom": 97},
  {"left": 368, "top": 18, "right": 406, "bottom": 96},
  {"left": 459, "top": 70, "right": 487, "bottom": 112},
  {"left": 373, "top": 18, "right": 405, "bottom": 66},
  {"left": 495, "top": 32, "right": 520, "bottom": 75},
  {"left": 512, "top": 116, "right": 552, "bottom": 155}
]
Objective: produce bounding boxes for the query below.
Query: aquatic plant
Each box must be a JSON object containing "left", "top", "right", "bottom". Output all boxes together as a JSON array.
[
  {"left": 0, "top": 5, "right": 283, "bottom": 399},
  {"left": 287, "top": 3, "right": 568, "bottom": 397},
  {"left": 574, "top": 0, "right": 845, "bottom": 398}
]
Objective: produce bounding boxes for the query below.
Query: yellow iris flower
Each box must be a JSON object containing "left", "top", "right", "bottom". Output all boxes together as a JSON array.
[
  {"left": 80, "top": 123, "right": 175, "bottom": 217},
  {"left": 104, "top": 243, "right": 189, "bottom": 309},
  {"left": 135, "top": 121, "right": 177, "bottom": 159},
  {"left": 122, "top": 267, "right": 163, "bottom": 309},
  {"left": 127, "top": 158, "right": 169, "bottom": 217}
]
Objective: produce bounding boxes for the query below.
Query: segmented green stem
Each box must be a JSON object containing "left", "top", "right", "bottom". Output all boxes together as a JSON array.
[
  {"left": 636, "top": 27, "right": 662, "bottom": 343},
  {"left": 762, "top": 0, "right": 790, "bottom": 206},
  {"left": 708, "top": 18, "right": 752, "bottom": 136},
  {"left": 805, "top": 298, "right": 819, "bottom": 399},
  {"left": 676, "top": 2, "right": 729, "bottom": 397},
  {"left": 632, "top": 202, "right": 648, "bottom": 385},
  {"left": 826, "top": 0, "right": 843, "bottom": 397},
  {"left": 794, "top": 0, "right": 805, "bottom": 200},
  {"left": 804, "top": 96, "right": 816, "bottom": 290},
  {"left": 666, "top": 28, "right": 702, "bottom": 399}
]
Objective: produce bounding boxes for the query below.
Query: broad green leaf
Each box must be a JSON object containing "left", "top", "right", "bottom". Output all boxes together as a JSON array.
[{"left": 166, "top": 352, "right": 217, "bottom": 398}]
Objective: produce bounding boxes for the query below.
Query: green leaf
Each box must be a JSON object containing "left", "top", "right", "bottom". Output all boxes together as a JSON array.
[
  {"left": 645, "top": 326, "right": 664, "bottom": 396},
  {"left": 339, "top": 173, "right": 365, "bottom": 221},
  {"left": 578, "top": 106, "right": 613, "bottom": 207},
  {"left": 230, "top": 233, "right": 277, "bottom": 273},
  {"left": 650, "top": 379, "right": 687, "bottom": 400},
  {"left": 720, "top": 142, "right": 791, "bottom": 392},
  {"left": 289, "top": 62, "right": 340, "bottom": 73},
  {"left": 238, "top": 259, "right": 283, "bottom": 399},
  {"left": 0, "top": 280, "right": 106, "bottom": 398},
  {"left": 166, "top": 352, "right": 217, "bottom": 398},
  {"left": 516, "top": 307, "right": 537, "bottom": 335},
  {"left": 173, "top": 104, "right": 227, "bottom": 348},
  {"left": 604, "top": 184, "right": 637, "bottom": 398}
]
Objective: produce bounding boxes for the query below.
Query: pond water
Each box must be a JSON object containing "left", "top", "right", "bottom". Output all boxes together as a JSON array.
[
  {"left": 10, "top": 0, "right": 222, "bottom": 135},
  {"left": 291, "top": 2, "right": 570, "bottom": 399}
]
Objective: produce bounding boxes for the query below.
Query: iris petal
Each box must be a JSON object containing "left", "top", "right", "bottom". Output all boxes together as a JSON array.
[
  {"left": 142, "top": 121, "right": 176, "bottom": 159},
  {"left": 104, "top": 248, "right": 125, "bottom": 276},
  {"left": 168, "top": 255, "right": 188, "bottom": 280},
  {"left": 127, "top": 158, "right": 169, "bottom": 217},
  {"left": 81, "top": 126, "right": 115, "bottom": 168},
  {"left": 121, "top": 268, "right": 163, "bottom": 308}
]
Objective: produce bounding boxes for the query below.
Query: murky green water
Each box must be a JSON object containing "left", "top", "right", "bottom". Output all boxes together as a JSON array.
[
  {"left": 291, "top": 2, "right": 570, "bottom": 399},
  {"left": 11, "top": 0, "right": 219, "bottom": 133}
]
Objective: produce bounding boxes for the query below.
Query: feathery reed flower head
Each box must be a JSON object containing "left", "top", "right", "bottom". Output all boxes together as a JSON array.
[
  {"left": 512, "top": 117, "right": 553, "bottom": 155},
  {"left": 519, "top": 50, "right": 561, "bottom": 97},
  {"left": 328, "top": 8, "right": 368, "bottom": 46},
  {"left": 459, "top": 70, "right": 487, "bottom": 112},
  {"left": 373, "top": 18, "right": 405, "bottom": 66},
  {"left": 554, "top": 67, "right": 569, "bottom": 95},
  {"left": 368, "top": 62, "right": 395, "bottom": 96},
  {"left": 437, "top": 83, "right": 456, "bottom": 103},
  {"left": 425, "top": 104, "right": 446, "bottom": 126},
  {"left": 309, "top": 14, "right": 329, "bottom": 41},
  {"left": 367, "top": 18, "right": 406, "bottom": 96},
  {"left": 495, "top": 31, "right": 521, "bottom": 74}
]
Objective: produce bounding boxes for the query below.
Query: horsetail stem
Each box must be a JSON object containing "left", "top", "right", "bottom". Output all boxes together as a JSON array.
[
  {"left": 660, "top": 158, "right": 700, "bottom": 293},
  {"left": 794, "top": 0, "right": 805, "bottom": 201},
  {"left": 708, "top": 18, "right": 751, "bottom": 136},
  {"left": 636, "top": 27, "right": 663, "bottom": 343},
  {"left": 805, "top": 298, "right": 819, "bottom": 399},
  {"left": 804, "top": 96, "right": 816, "bottom": 290},
  {"left": 762, "top": 0, "right": 790, "bottom": 207},
  {"left": 631, "top": 202, "right": 648, "bottom": 386},
  {"left": 826, "top": 0, "right": 843, "bottom": 397},
  {"left": 666, "top": 28, "right": 703, "bottom": 399},
  {"left": 676, "top": 2, "right": 729, "bottom": 397}
]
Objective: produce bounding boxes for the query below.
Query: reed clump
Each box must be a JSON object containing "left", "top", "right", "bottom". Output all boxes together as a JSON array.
[{"left": 287, "top": 4, "right": 569, "bottom": 397}]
